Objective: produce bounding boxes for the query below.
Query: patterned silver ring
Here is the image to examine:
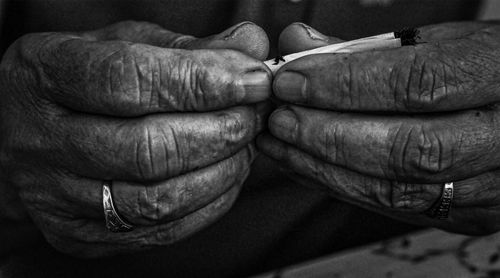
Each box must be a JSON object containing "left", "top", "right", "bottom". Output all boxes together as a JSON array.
[
  {"left": 102, "top": 181, "right": 134, "bottom": 232},
  {"left": 425, "top": 182, "right": 454, "bottom": 220}
]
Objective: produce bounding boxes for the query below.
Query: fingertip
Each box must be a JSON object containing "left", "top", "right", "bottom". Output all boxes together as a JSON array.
[
  {"left": 207, "top": 21, "right": 270, "bottom": 60},
  {"left": 279, "top": 22, "right": 332, "bottom": 54},
  {"left": 268, "top": 106, "right": 298, "bottom": 142}
]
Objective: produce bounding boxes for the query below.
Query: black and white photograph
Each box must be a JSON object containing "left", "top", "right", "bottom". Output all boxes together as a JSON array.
[{"left": 1, "top": 0, "right": 500, "bottom": 277}]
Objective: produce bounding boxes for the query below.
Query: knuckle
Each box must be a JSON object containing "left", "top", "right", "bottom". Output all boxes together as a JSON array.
[
  {"left": 317, "top": 122, "right": 344, "bottom": 164},
  {"left": 363, "top": 178, "right": 431, "bottom": 212},
  {"left": 389, "top": 124, "right": 453, "bottom": 179},
  {"left": 336, "top": 59, "right": 356, "bottom": 107},
  {"left": 170, "top": 52, "right": 236, "bottom": 111},
  {"left": 387, "top": 181, "right": 432, "bottom": 211},
  {"left": 164, "top": 54, "right": 206, "bottom": 110},
  {"left": 394, "top": 49, "right": 454, "bottom": 112},
  {"left": 136, "top": 185, "right": 176, "bottom": 223},
  {"left": 132, "top": 124, "right": 169, "bottom": 179},
  {"left": 169, "top": 50, "right": 250, "bottom": 110},
  {"left": 102, "top": 44, "right": 150, "bottom": 109}
]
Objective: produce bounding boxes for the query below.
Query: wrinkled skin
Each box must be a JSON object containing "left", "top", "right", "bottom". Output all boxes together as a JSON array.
[
  {"left": 0, "top": 20, "right": 272, "bottom": 257},
  {"left": 258, "top": 22, "right": 500, "bottom": 235}
]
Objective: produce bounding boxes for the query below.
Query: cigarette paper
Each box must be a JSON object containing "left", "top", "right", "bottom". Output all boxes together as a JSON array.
[
  {"left": 264, "top": 27, "right": 419, "bottom": 74},
  {"left": 264, "top": 38, "right": 402, "bottom": 74}
]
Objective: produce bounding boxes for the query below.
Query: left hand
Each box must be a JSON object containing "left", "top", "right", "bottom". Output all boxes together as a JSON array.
[{"left": 258, "top": 22, "right": 500, "bottom": 235}]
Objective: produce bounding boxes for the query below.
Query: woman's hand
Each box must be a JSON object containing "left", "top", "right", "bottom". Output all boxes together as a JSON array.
[
  {"left": 0, "top": 21, "right": 271, "bottom": 257},
  {"left": 258, "top": 22, "right": 500, "bottom": 235}
]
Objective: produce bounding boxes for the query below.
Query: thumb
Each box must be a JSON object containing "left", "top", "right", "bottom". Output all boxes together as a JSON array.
[
  {"left": 279, "top": 22, "right": 344, "bottom": 55},
  {"left": 86, "top": 21, "right": 269, "bottom": 60},
  {"left": 187, "top": 21, "right": 270, "bottom": 60}
]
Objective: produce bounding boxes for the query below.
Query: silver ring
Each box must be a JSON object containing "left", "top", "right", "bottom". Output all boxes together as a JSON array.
[
  {"left": 425, "top": 182, "right": 454, "bottom": 220},
  {"left": 102, "top": 181, "right": 134, "bottom": 232}
]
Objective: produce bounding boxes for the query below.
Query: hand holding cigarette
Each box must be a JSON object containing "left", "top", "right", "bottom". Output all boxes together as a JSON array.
[{"left": 258, "top": 22, "right": 500, "bottom": 235}]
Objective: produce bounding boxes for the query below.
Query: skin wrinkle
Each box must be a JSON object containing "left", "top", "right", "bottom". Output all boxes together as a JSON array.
[
  {"left": 417, "top": 60, "right": 427, "bottom": 109},
  {"left": 326, "top": 119, "right": 339, "bottom": 166},
  {"left": 139, "top": 54, "right": 152, "bottom": 111},
  {"left": 160, "top": 127, "right": 171, "bottom": 179},
  {"left": 182, "top": 57, "right": 196, "bottom": 110},
  {"left": 147, "top": 56, "right": 156, "bottom": 111},
  {"left": 198, "top": 67, "right": 211, "bottom": 110},
  {"left": 441, "top": 63, "right": 448, "bottom": 103},
  {"left": 388, "top": 125, "right": 402, "bottom": 179},
  {"left": 405, "top": 51, "right": 416, "bottom": 110},
  {"left": 146, "top": 126, "right": 155, "bottom": 179},
  {"left": 414, "top": 125, "right": 433, "bottom": 174},
  {"left": 397, "top": 124, "right": 413, "bottom": 179},
  {"left": 113, "top": 53, "right": 127, "bottom": 109},
  {"left": 155, "top": 55, "right": 166, "bottom": 110},
  {"left": 153, "top": 182, "right": 161, "bottom": 222},
  {"left": 161, "top": 54, "right": 177, "bottom": 111},
  {"left": 339, "top": 122, "right": 349, "bottom": 168},
  {"left": 392, "top": 63, "right": 402, "bottom": 112},
  {"left": 168, "top": 124, "right": 183, "bottom": 175},
  {"left": 187, "top": 58, "right": 199, "bottom": 110},
  {"left": 135, "top": 138, "right": 145, "bottom": 182},
  {"left": 418, "top": 124, "right": 429, "bottom": 171},
  {"left": 387, "top": 180, "right": 399, "bottom": 209},
  {"left": 387, "top": 61, "right": 398, "bottom": 109},
  {"left": 429, "top": 65, "right": 437, "bottom": 104},
  {"left": 132, "top": 54, "right": 142, "bottom": 110},
  {"left": 347, "top": 62, "right": 354, "bottom": 108},
  {"left": 436, "top": 128, "right": 445, "bottom": 173},
  {"left": 400, "top": 183, "right": 411, "bottom": 209},
  {"left": 128, "top": 148, "right": 249, "bottom": 225}
]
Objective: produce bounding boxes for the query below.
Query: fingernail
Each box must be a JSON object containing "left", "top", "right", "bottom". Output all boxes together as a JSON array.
[
  {"left": 299, "top": 23, "right": 329, "bottom": 42},
  {"left": 274, "top": 71, "right": 307, "bottom": 102},
  {"left": 221, "top": 22, "right": 254, "bottom": 40},
  {"left": 240, "top": 71, "right": 271, "bottom": 103},
  {"left": 269, "top": 108, "right": 298, "bottom": 141}
]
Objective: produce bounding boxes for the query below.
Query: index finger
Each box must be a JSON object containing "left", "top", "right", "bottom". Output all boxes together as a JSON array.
[
  {"left": 13, "top": 33, "right": 271, "bottom": 116},
  {"left": 273, "top": 24, "right": 500, "bottom": 112}
]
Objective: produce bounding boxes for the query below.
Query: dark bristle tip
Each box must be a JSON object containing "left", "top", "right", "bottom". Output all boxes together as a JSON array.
[{"left": 395, "top": 27, "right": 420, "bottom": 46}]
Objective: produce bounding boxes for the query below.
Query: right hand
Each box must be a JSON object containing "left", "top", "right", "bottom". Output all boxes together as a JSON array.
[{"left": 0, "top": 21, "right": 271, "bottom": 257}]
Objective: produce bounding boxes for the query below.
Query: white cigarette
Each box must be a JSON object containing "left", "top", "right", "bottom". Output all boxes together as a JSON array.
[{"left": 264, "top": 37, "right": 402, "bottom": 74}]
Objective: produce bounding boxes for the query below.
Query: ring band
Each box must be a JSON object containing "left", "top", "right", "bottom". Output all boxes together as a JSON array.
[
  {"left": 102, "top": 181, "right": 134, "bottom": 232},
  {"left": 425, "top": 182, "right": 454, "bottom": 220}
]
